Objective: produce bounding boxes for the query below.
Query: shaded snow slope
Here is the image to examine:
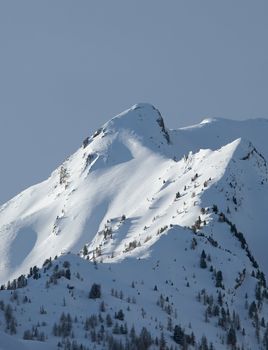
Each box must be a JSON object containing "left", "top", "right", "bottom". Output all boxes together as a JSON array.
[
  {"left": 0, "top": 330, "right": 47, "bottom": 350},
  {"left": 0, "top": 226, "right": 266, "bottom": 350}
]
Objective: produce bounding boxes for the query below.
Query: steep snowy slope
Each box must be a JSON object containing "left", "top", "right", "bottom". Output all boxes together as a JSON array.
[
  {"left": 0, "top": 103, "right": 173, "bottom": 283},
  {"left": 0, "top": 103, "right": 268, "bottom": 349}
]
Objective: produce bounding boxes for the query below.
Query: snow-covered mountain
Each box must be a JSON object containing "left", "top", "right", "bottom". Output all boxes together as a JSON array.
[{"left": 0, "top": 103, "right": 268, "bottom": 349}]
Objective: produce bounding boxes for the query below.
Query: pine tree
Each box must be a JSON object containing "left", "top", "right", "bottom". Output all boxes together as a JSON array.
[
  {"left": 218, "top": 291, "right": 223, "bottom": 306},
  {"left": 227, "top": 327, "right": 236, "bottom": 348},
  {"left": 99, "top": 301, "right": 106, "bottom": 312},
  {"left": 130, "top": 325, "right": 136, "bottom": 343},
  {"left": 159, "top": 332, "right": 166, "bottom": 350},
  {"left": 200, "top": 251, "right": 207, "bottom": 269},
  {"left": 215, "top": 271, "right": 223, "bottom": 288},
  {"left": 249, "top": 301, "right": 257, "bottom": 319},
  {"left": 200, "top": 335, "right": 209, "bottom": 350},
  {"left": 89, "top": 283, "right": 101, "bottom": 299},
  {"left": 212, "top": 204, "right": 218, "bottom": 214},
  {"left": 173, "top": 325, "right": 184, "bottom": 345},
  {"left": 83, "top": 245, "right": 88, "bottom": 256},
  {"left": 138, "top": 327, "right": 152, "bottom": 349},
  {"left": 112, "top": 322, "right": 120, "bottom": 334},
  {"left": 115, "top": 309, "right": 124, "bottom": 321},
  {"left": 65, "top": 269, "right": 71, "bottom": 280}
]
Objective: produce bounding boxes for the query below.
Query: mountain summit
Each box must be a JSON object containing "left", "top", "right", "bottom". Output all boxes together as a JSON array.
[{"left": 0, "top": 105, "right": 268, "bottom": 349}]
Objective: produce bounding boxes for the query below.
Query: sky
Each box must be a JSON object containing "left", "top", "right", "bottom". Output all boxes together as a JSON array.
[{"left": 0, "top": 1, "right": 268, "bottom": 204}]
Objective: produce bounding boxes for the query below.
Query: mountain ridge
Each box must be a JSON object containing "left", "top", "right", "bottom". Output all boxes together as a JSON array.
[
  {"left": 0, "top": 104, "right": 268, "bottom": 349},
  {"left": 1, "top": 105, "right": 268, "bottom": 282}
]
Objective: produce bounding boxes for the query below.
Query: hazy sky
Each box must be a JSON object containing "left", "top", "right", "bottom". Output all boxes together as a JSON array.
[{"left": 1, "top": 1, "right": 268, "bottom": 204}]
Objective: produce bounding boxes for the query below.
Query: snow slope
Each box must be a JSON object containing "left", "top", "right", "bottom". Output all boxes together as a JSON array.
[
  {"left": 0, "top": 103, "right": 268, "bottom": 349},
  {"left": 0, "top": 330, "right": 47, "bottom": 350}
]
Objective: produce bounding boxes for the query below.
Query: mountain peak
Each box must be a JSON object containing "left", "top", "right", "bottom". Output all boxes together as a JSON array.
[
  {"left": 107, "top": 103, "right": 164, "bottom": 127},
  {"left": 131, "top": 102, "right": 157, "bottom": 110},
  {"left": 96, "top": 103, "right": 170, "bottom": 145}
]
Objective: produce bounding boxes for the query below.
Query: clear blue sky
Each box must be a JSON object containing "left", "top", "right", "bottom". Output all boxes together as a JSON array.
[{"left": 0, "top": 1, "right": 268, "bottom": 204}]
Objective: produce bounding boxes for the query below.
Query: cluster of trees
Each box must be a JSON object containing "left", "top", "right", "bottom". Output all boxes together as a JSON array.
[
  {"left": 199, "top": 249, "right": 224, "bottom": 292},
  {"left": 189, "top": 212, "right": 218, "bottom": 249},
  {"left": 43, "top": 257, "right": 53, "bottom": 272},
  {"left": 216, "top": 207, "right": 259, "bottom": 269},
  {"left": 4, "top": 303, "right": 17, "bottom": 335},
  {"left": 156, "top": 294, "right": 177, "bottom": 318},
  {"left": 98, "top": 215, "right": 125, "bottom": 245},
  {"left": 0, "top": 261, "right": 46, "bottom": 290},
  {"left": 157, "top": 225, "right": 168, "bottom": 235},
  {"left": 28, "top": 265, "right": 41, "bottom": 280},
  {"left": 60, "top": 301, "right": 165, "bottom": 350},
  {"left": 124, "top": 240, "right": 141, "bottom": 252},
  {"left": 48, "top": 262, "right": 71, "bottom": 285},
  {"left": 0, "top": 257, "right": 74, "bottom": 293},
  {"left": 111, "top": 287, "right": 136, "bottom": 305},
  {"left": 53, "top": 312, "right": 73, "bottom": 338},
  {"left": 102, "top": 226, "right": 113, "bottom": 240},
  {"left": 173, "top": 325, "right": 195, "bottom": 347},
  {"left": 196, "top": 288, "right": 259, "bottom": 348},
  {"left": 23, "top": 326, "right": 45, "bottom": 341},
  {"left": 59, "top": 166, "right": 69, "bottom": 185},
  {"left": 247, "top": 296, "right": 268, "bottom": 343},
  {"left": 85, "top": 318, "right": 159, "bottom": 350},
  {"left": 59, "top": 338, "right": 89, "bottom": 350},
  {"left": 192, "top": 216, "right": 203, "bottom": 232},
  {"left": 0, "top": 274, "right": 27, "bottom": 291},
  {"left": 114, "top": 309, "right": 125, "bottom": 321},
  {"left": 212, "top": 205, "right": 268, "bottom": 295},
  {"left": 196, "top": 241, "right": 268, "bottom": 348}
]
